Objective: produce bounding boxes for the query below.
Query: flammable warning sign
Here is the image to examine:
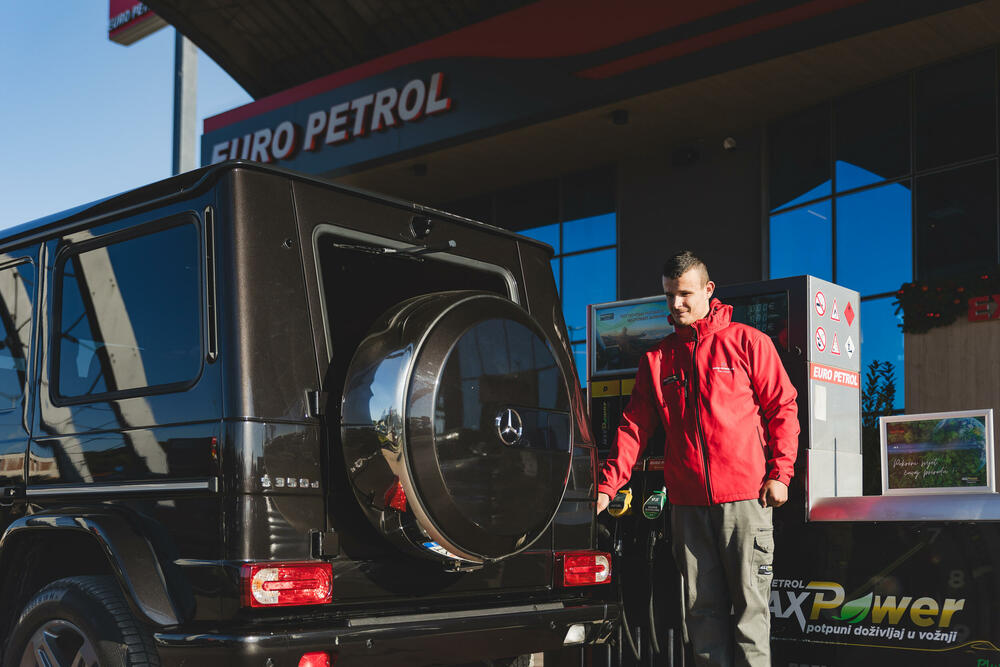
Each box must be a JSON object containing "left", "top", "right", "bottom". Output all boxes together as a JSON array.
[{"left": 810, "top": 362, "right": 860, "bottom": 388}]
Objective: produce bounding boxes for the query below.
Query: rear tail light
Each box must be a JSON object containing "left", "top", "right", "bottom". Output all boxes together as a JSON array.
[
  {"left": 241, "top": 562, "right": 333, "bottom": 607},
  {"left": 299, "top": 652, "right": 334, "bottom": 667},
  {"left": 384, "top": 478, "right": 408, "bottom": 512},
  {"left": 556, "top": 551, "right": 612, "bottom": 586}
]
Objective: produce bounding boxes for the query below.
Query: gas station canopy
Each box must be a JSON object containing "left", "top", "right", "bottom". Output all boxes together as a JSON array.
[{"left": 143, "top": 0, "right": 532, "bottom": 99}]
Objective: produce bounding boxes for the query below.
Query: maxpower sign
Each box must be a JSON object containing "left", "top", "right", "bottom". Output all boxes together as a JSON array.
[
  {"left": 771, "top": 579, "right": 965, "bottom": 647},
  {"left": 770, "top": 522, "right": 1000, "bottom": 666}
]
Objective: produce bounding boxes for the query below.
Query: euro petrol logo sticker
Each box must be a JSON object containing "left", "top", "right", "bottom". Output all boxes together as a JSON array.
[{"left": 771, "top": 579, "right": 966, "bottom": 647}]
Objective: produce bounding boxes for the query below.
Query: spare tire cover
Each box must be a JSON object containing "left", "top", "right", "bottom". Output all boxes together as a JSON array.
[{"left": 341, "top": 291, "right": 574, "bottom": 563}]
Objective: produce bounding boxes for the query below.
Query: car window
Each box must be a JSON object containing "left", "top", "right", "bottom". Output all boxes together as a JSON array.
[
  {"left": 0, "top": 263, "right": 34, "bottom": 410},
  {"left": 56, "top": 222, "right": 202, "bottom": 400}
]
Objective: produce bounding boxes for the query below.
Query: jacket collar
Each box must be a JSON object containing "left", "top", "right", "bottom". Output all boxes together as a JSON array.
[{"left": 672, "top": 298, "right": 732, "bottom": 342}]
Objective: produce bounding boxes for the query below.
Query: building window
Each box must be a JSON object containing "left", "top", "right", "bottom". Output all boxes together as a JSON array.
[
  {"left": 836, "top": 182, "right": 912, "bottom": 296},
  {"left": 459, "top": 166, "right": 617, "bottom": 386},
  {"left": 767, "top": 49, "right": 1000, "bottom": 410},
  {"left": 914, "top": 50, "right": 996, "bottom": 171},
  {"left": 914, "top": 161, "right": 998, "bottom": 281},
  {"left": 769, "top": 201, "right": 832, "bottom": 282},
  {"left": 769, "top": 104, "right": 831, "bottom": 212},
  {"left": 523, "top": 173, "right": 616, "bottom": 385},
  {"left": 835, "top": 76, "right": 910, "bottom": 192},
  {"left": 55, "top": 221, "right": 202, "bottom": 401}
]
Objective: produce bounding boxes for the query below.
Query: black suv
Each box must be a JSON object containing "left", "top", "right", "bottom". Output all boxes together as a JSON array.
[{"left": 0, "top": 163, "right": 614, "bottom": 666}]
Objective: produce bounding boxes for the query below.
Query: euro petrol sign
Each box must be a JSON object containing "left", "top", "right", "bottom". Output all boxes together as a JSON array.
[
  {"left": 208, "top": 73, "right": 452, "bottom": 165},
  {"left": 108, "top": 1, "right": 166, "bottom": 45}
]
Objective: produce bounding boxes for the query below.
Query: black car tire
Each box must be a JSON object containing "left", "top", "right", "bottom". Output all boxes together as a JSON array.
[{"left": 5, "top": 575, "right": 160, "bottom": 667}]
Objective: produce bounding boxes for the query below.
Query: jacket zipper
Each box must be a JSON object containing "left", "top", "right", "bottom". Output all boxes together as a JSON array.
[{"left": 690, "top": 336, "right": 713, "bottom": 503}]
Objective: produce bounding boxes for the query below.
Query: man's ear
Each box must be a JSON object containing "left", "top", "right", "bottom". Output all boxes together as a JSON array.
[{"left": 706, "top": 280, "right": 716, "bottom": 299}]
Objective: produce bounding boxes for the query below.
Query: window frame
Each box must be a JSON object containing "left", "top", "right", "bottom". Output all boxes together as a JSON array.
[{"left": 50, "top": 215, "right": 205, "bottom": 406}]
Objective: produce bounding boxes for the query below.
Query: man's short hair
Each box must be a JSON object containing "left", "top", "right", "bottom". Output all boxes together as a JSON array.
[{"left": 662, "top": 251, "right": 710, "bottom": 284}]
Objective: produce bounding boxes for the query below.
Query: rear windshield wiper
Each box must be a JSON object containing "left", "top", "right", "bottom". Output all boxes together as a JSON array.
[{"left": 330, "top": 239, "right": 457, "bottom": 259}]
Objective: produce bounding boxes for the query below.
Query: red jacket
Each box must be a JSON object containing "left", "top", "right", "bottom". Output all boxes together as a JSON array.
[{"left": 598, "top": 299, "right": 799, "bottom": 506}]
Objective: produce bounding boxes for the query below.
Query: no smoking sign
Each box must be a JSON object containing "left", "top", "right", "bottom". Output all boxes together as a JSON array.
[{"left": 815, "top": 326, "right": 827, "bottom": 352}]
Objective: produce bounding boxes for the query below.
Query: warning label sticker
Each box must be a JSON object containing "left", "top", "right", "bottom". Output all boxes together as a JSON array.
[
  {"left": 810, "top": 362, "right": 860, "bottom": 388},
  {"left": 831, "top": 332, "right": 841, "bottom": 355},
  {"left": 845, "top": 335, "right": 855, "bottom": 359},
  {"left": 844, "top": 301, "right": 855, "bottom": 326},
  {"left": 815, "top": 291, "right": 826, "bottom": 317},
  {"left": 831, "top": 298, "right": 841, "bottom": 322},
  {"left": 815, "top": 327, "right": 827, "bottom": 352}
]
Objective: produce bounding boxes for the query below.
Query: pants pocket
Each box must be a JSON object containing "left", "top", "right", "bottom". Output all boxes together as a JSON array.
[{"left": 751, "top": 528, "right": 774, "bottom": 582}]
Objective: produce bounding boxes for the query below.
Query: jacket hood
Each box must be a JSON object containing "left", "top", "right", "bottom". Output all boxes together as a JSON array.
[{"left": 674, "top": 298, "right": 732, "bottom": 341}]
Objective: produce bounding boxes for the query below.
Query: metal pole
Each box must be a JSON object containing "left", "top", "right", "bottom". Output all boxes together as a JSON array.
[{"left": 172, "top": 30, "right": 197, "bottom": 175}]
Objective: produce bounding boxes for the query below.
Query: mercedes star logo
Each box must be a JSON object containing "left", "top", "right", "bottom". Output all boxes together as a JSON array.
[{"left": 495, "top": 408, "right": 524, "bottom": 446}]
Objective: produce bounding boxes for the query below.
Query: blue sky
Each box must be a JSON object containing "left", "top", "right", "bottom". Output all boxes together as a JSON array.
[{"left": 0, "top": 3, "right": 252, "bottom": 229}]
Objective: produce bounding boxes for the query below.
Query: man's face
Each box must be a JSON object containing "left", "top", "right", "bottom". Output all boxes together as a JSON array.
[{"left": 662, "top": 268, "right": 715, "bottom": 327}]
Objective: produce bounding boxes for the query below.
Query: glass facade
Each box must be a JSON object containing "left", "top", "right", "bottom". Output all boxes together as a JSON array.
[
  {"left": 767, "top": 49, "right": 1000, "bottom": 410},
  {"left": 444, "top": 166, "right": 617, "bottom": 386}
]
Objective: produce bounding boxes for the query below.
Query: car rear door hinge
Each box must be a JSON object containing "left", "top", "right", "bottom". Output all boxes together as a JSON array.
[{"left": 307, "top": 390, "right": 329, "bottom": 418}]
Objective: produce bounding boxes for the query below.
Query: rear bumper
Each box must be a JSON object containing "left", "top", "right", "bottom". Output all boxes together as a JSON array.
[{"left": 155, "top": 601, "right": 616, "bottom": 666}]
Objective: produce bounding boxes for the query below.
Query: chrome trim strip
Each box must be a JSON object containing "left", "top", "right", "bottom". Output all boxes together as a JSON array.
[
  {"left": 348, "top": 602, "right": 565, "bottom": 627},
  {"left": 809, "top": 492, "right": 1000, "bottom": 522},
  {"left": 26, "top": 479, "right": 218, "bottom": 497}
]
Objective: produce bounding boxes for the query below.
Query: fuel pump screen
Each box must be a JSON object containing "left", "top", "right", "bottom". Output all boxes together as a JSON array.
[
  {"left": 727, "top": 291, "right": 789, "bottom": 352},
  {"left": 590, "top": 297, "right": 672, "bottom": 376}
]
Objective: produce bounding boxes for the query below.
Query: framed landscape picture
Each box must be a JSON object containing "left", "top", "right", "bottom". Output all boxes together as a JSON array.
[{"left": 880, "top": 409, "right": 995, "bottom": 495}]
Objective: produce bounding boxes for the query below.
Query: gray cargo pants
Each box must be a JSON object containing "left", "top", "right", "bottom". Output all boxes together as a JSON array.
[{"left": 671, "top": 499, "right": 774, "bottom": 667}]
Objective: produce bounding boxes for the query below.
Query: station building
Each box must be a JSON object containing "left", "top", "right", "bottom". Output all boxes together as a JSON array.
[{"left": 151, "top": 0, "right": 1000, "bottom": 415}]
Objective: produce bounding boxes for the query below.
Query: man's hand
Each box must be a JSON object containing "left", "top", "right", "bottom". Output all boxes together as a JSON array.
[
  {"left": 759, "top": 479, "right": 788, "bottom": 508},
  {"left": 597, "top": 492, "right": 611, "bottom": 514}
]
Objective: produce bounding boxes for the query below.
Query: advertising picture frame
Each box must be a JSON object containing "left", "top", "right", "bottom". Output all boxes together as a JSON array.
[
  {"left": 880, "top": 409, "right": 995, "bottom": 495},
  {"left": 588, "top": 295, "right": 671, "bottom": 378}
]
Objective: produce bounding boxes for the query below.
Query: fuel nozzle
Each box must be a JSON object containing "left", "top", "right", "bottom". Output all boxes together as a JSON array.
[
  {"left": 608, "top": 488, "right": 633, "bottom": 517},
  {"left": 642, "top": 487, "right": 667, "bottom": 520}
]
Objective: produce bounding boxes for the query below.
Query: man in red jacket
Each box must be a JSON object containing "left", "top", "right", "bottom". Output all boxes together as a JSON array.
[{"left": 597, "top": 251, "right": 799, "bottom": 667}]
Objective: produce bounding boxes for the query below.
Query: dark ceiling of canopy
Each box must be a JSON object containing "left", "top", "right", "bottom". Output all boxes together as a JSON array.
[{"left": 143, "top": 0, "right": 533, "bottom": 99}]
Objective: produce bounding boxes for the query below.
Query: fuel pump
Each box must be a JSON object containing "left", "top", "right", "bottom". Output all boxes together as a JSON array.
[{"left": 588, "top": 296, "right": 683, "bottom": 667}]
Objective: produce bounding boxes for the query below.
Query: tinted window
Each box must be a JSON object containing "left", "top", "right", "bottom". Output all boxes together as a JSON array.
[
  {"left": 0, "top": 263, "right": 34, "bottom": 410},
  {"left": 769, "top": 105, "right": 831, "bottom": 211},
  {"left": 860, "top": 296, "right": 904, "bottom": 409},
  {"left": 915, "top": 161, "right": 998, "bottom": 281},
  {"left": 836, "top": 182, "right": 912, "bottom": 296},
  {"left": 562, "top": 166, "right": 615, "bottom": 221},
  {"left": 495, "top": 180, "right": 558, "bottom": 231},
  {"left": 561, "top": 247, "right": 616, "bottom": 344},
  {"left": 562, "top": 213, "right": 616, "bottom": 254},
  {"left": 835, "top": 77, "right": 910, "bottom": 192},
  {"left": 769, "top": 201, "right": 832, "bottom": 281},
  {"left": 57, "top": 223, "right": 202, "bottom": 399},
  {"left": 914, "top": 51, "right": 997, "bottom": 170},
  {"left": 521, "top": 223, "right": 560, "bottom": 253}
]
